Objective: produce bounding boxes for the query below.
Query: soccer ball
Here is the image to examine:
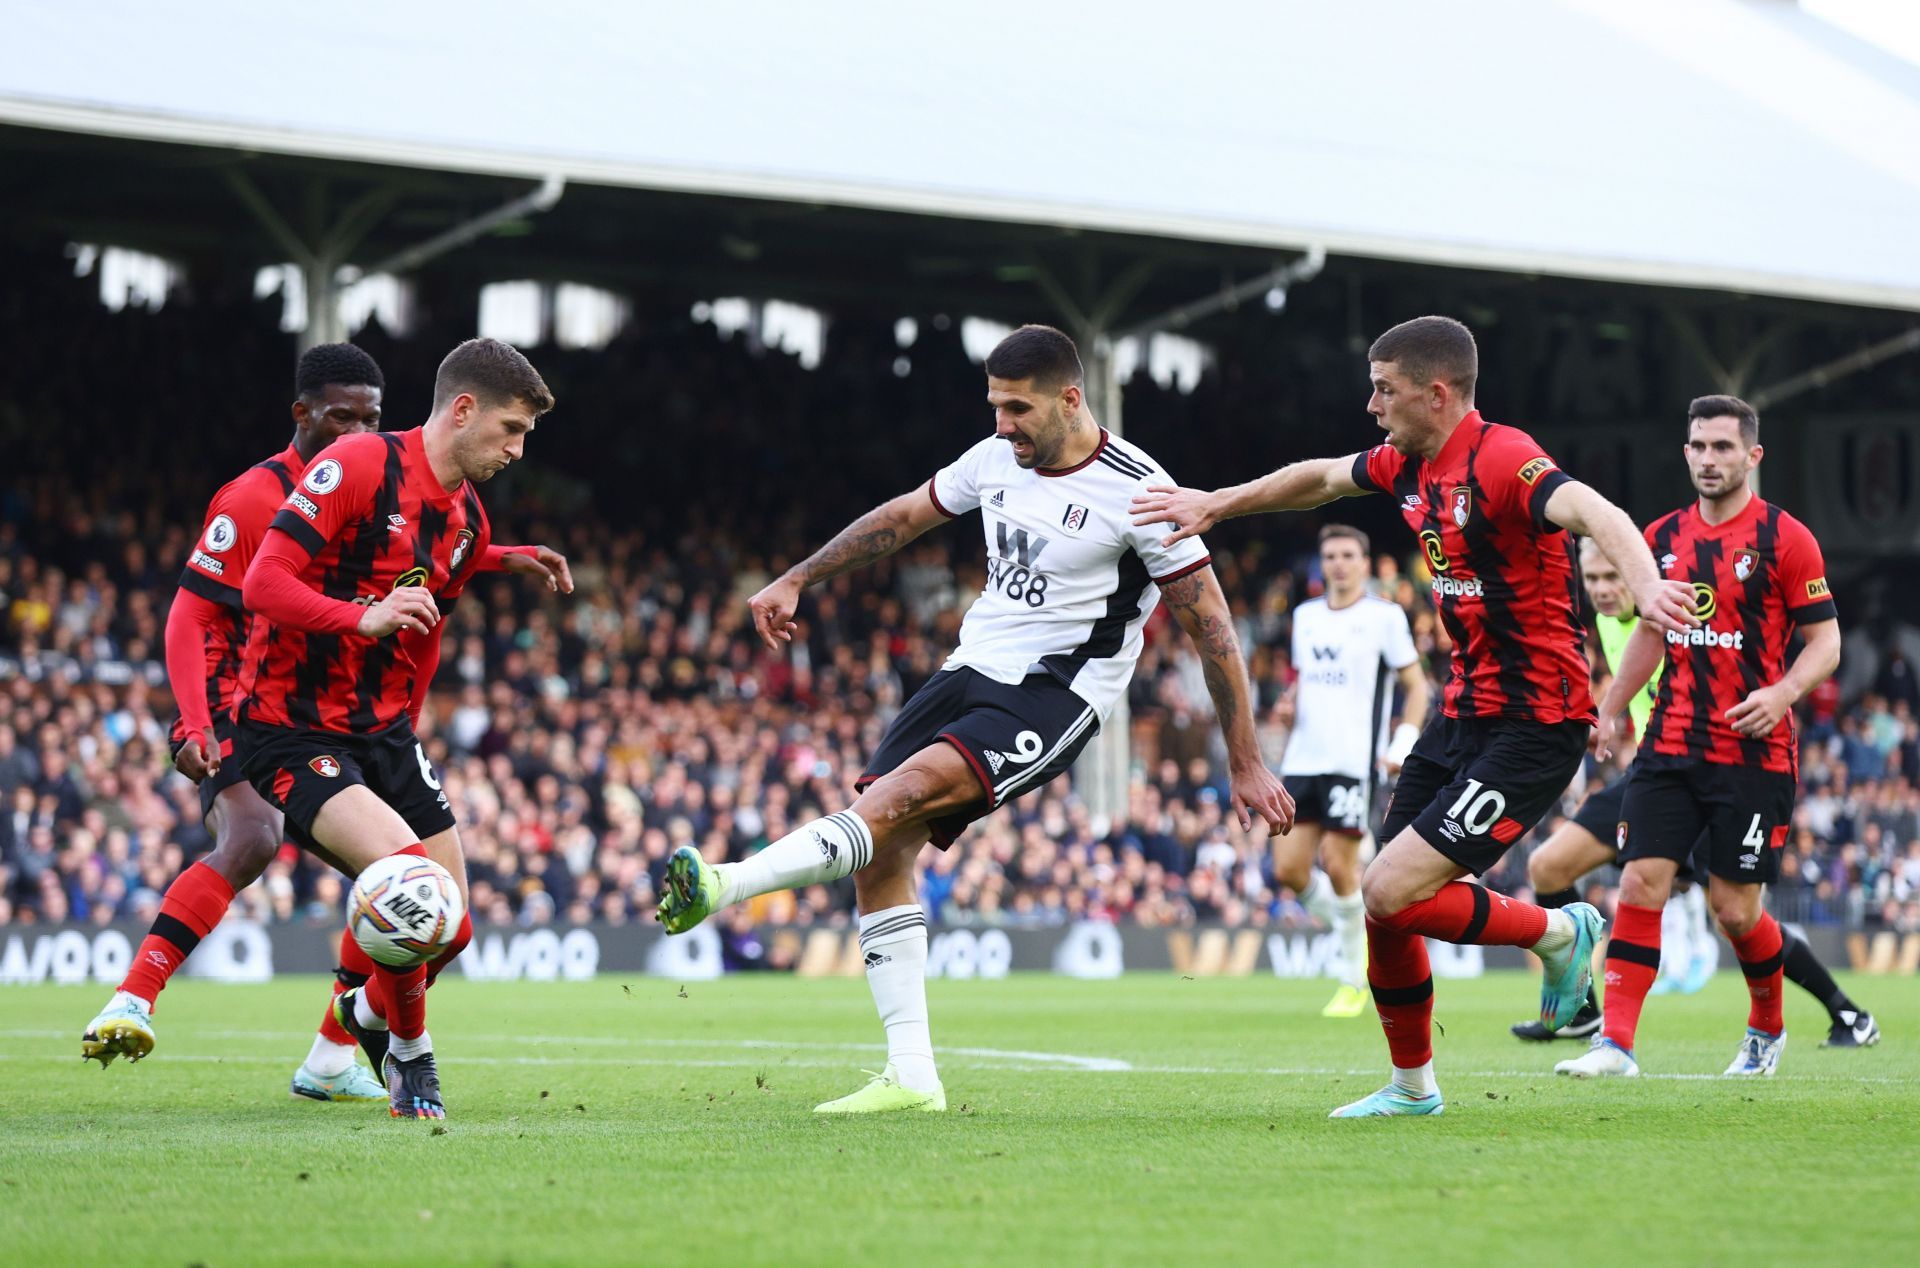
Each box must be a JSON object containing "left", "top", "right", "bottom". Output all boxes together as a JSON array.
[{"left": 347, "top": 854, "right": 465, "bottom": 968}]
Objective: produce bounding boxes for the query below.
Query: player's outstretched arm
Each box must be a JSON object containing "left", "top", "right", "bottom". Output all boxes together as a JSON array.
[
  {"left": 1727, "top": 618, "right": 1841, "bottom": 739},
  {"left": 1544, "top": 481, "right": 1698, "bottom": 635},
  {"left": 480, "top": 543, "right": 574, "bottom": 594},
  {"left": 1158, "top": 565, "right": 1296, "bottom": 836},
  {"left": 747, "top": 488, "right": 948, "bottom": 650},
  {"left": 1591, "top": 621, "right": 1666, "bottom": 760},
  {"left": 1130, "top": 456, "right": 1366, "bottom": 547}
]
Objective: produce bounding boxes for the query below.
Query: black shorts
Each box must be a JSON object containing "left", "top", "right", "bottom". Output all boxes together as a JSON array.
[
  {"left": 1570, "top": 775, "right": 1628, "bottom": 848},
  {"left": 1383, "top": 715, "right": 1589, "bottom": 876},
  {"left": 238, "top": 717, "right": 456, "bottom": 849},
  {"left": 856, "top": 668, "right": 1099, "bottom": 849},
  {"left": 1287, "top": 774, "right": 1369, "bottom": 835},
  {"left": 171, "top": 715, "right": 251, "bottom": 822},
  {"left": 1618, "top": 756, "right": 1793, "bottom": 885}
]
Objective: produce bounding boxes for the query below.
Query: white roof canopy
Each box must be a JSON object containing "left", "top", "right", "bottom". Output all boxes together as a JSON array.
[{"left": 7, "top": 0, "right": 1920, "bottom": 309}]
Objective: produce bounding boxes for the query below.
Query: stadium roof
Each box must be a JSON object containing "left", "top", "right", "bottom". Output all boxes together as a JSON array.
[{"left": 7, "top": 0, "right": 1920, "bottom": 312}]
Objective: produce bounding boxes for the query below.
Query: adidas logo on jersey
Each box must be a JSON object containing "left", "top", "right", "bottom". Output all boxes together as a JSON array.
[
  {"left": 984, "top": 749, "right": 1005, "bottom": 775},
  {"left": 989, "top": 490, "right": 1006, "bottom": 507}
]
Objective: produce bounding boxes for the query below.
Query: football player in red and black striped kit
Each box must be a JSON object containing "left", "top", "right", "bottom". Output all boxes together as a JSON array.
[
  {"left": 1559, "top": 395, "right": 1843, "bottom": 1079},
  {"left": 1135, "top": 316, "right": 1698, "bottom": 1117},
  {"left": 83, "top": 344, "right": 391, "bottom": 1100},
  {"left": 235, "top": 337, "right": 569, "bottom": 1119}
]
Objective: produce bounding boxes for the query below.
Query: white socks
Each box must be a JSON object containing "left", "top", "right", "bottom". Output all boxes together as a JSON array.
[
  {"left": 718, "top": 812, "right": 875, "bottom": 908},
  {"left": 1333, "top": 890, "right": 1367, "bottom": 990},
  {"left": 112, "top": 990, "right": 154, "bottom": 1016},
  {"left": 1392, "top": 1059, "right": 1439, "bottom": 1098},
  {"left": 306, "top": 1033, "right": 358, "bottom": 1078},
  {"left": 1300, "top": 871, "right": 1366, "bottom": 989},
  {"left": 353, "top": 989, "right": 389, "bottom": 1032},
  {"left": 389, "top": 1029, "right": 433, "bottom": 1062},
  {"left": 1532, "top": 908, "right": 1576, "bottom": 955},
  {"left": 1299, "top": 869, "right": 1339, "bottom": 926},
  {"left": 859, "top": 904, "right": 939, "bottom": 1093}
]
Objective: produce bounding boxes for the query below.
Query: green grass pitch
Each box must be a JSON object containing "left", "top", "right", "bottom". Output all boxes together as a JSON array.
[{"left": 3, "top": 971, "right": 1914, "bottom": 1266}]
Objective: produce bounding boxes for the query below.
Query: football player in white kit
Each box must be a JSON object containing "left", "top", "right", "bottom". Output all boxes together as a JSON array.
[
  {"left": 655, "top": 324, "right": 1295, "bottom": 1114},
  {"left": 1276, "top": 525, "right": 1429, "bottom": 1017}
]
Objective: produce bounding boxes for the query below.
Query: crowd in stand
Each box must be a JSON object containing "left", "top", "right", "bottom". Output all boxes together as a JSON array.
[{"left": 5, "top": 247, "right": 1920, "bottom": 935}]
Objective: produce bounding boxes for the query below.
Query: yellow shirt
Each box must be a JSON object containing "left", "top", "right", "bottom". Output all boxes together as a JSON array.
[{"left": 1595, "top": 611, "right": 1659, "bottom": 739}]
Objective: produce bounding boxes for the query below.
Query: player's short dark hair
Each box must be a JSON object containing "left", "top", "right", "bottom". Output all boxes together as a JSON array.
[
  {"left": 1319, "top": 523, "right": 1371, "bottom": 555},
  {"left": 1687, "top": 394, "right": 1759, "bottom": 446},
  {"left": 1368, "top": 316, "right": 1478, "bottom": 400},
  {"left": 431, "top": 338, "right": 555, "bottom": 416},
  {"left": 295, "top": 342, "right": 384, "bottom": 399},
  {"left": 985, "top": 324, "right": 1084, "bottom": 390}
]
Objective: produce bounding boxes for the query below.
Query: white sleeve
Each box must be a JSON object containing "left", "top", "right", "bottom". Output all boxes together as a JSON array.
[
  {"left": 929, "top": 438, "right": 990, "bottom": 518},
  {"left": 1380, "top": 603, "right": 1419, "bottom": 670},
  {"left": 1126, "top": 461, "right": 1212, "bottom": 583}
]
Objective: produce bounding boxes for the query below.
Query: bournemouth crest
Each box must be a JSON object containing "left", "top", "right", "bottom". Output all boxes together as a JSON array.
[
  {"left": 1733, "top": 550, "right": 1757, "bottom": 582},
  {"left": 309, "top": 755, "right": 342, "bottom": 778},
  {"left": 1450, "top": 486, "right": 1472, "bottom": 528},
  {"left": 450, "top": 528, "right": 477, "bottom": 573}
]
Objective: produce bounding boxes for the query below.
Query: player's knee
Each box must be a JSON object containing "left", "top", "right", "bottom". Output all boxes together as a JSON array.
[
  {"left": 205, "top": 821, "right": 280, "bottom": 886},
  {"left": 1359, "top": 868, "right": 1410, "bottom": 921},
  {"left": 1528, "top": 853, "right": 1567, "bottom": 894},
  {"left": 1617, "top": 865, "right": 1667, "bottom": 910},
  {"left": 859, "top": 764, "right": 947, "bottom": 827},
  {"left": 1713, "top": 897, "right": 1760, "bottom": 937}
]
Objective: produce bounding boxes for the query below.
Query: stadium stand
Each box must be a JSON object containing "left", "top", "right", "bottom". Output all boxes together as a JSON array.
[{"left": 3, "top": 243, "right": 1917, "bottom": 941}]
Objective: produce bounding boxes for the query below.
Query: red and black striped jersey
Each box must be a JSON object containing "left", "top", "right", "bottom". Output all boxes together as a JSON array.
[
  {"left": 234, "top": 427, "right": 491, "bottom": 734},
  {"left": 168, "top": 444, "right": 305, "bottom": 746},
  {"left": 1641, "top": 496, "right": 1834, "bottom": 775},
  {"left": 1351, "top": 412, "right": 1593, "bottom": 725}
]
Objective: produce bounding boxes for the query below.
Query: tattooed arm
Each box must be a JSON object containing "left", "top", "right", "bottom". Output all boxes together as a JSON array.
[
  {"left": 1159, "top": 566, "right": 1296, "bottom": 836},
  {"left": 747, "top": 488, "right": 948, "bottom": 650}
]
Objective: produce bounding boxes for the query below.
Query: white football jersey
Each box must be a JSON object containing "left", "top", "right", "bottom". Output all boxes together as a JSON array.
[
  {"left": 929, "top": 430, "right": 1210, "bottom": 721},
  {"left": 1281, "top": 595, "right": 1419, "bottom": 781}
]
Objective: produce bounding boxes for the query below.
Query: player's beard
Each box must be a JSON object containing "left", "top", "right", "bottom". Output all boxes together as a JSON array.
[{"left": 1025, "top": 404, "right": 1071, "bottom": 469}]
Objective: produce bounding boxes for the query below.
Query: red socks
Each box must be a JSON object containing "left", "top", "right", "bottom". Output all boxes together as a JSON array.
[
  {"left": 425, "top": 912, "right": 473, "bottom": 989},
  {"left": 119, "top": 862, "right": 236, "bottom": 1008},
  {"left": 317, "top": 927, "right": 374, "bottom": 1046},
  {"left": 1366, "top": 916, "right": 1434, "bottom": 1069},
  {"left": 1370, "top": 881, "right": 1549, "bottom": 947},
  {"left": 357, "top": 846, "right": 467, "bottom": 1042},
  {"left": 1602, "top": 902, "right": 1662, "bottom": 1050},
  {"left": 1730, "top": 913, "right": 1786, "bottom": 1036}
]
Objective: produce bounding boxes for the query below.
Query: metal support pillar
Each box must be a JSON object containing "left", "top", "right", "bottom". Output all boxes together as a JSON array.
[
  {"left": 1075, "top": 332, "right": 1133, "bottom": 829},
  {"left": 225, "top": 169, "right": 565, "bottom": 351}
]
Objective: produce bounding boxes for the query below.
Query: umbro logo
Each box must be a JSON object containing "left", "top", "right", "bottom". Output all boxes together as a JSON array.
[
  {"left": 1403, "top": 494, "right": 1422, "bottom": 511},
  {"left": 388, "top": 514, "right": 408, "bottom": 534},
  {"left": 989, "top": 490, "right": 1006, "bottom": 507}
]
